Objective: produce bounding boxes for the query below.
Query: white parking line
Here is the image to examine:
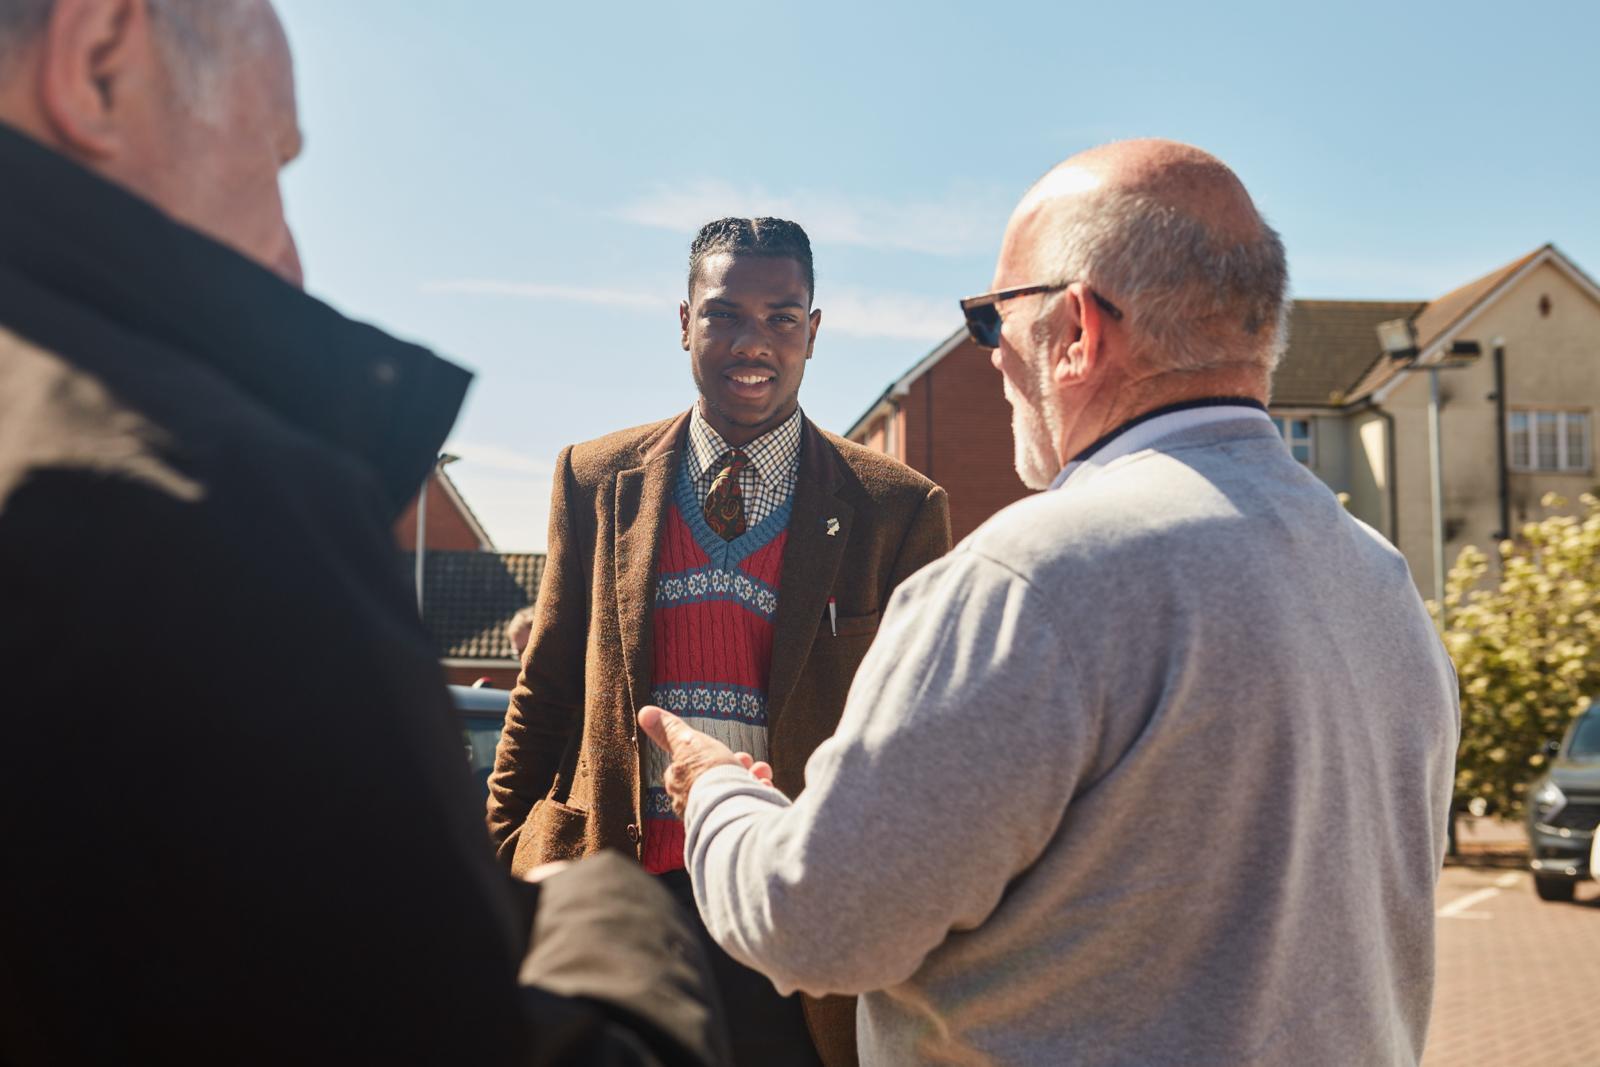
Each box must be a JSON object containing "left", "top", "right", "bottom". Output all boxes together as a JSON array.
[
  {"left": 1436, "top": 873, "right": 1522, "bottom": 918},
  {"left": 1438, "top": 887, "right": 1500, "bottom": 917}
]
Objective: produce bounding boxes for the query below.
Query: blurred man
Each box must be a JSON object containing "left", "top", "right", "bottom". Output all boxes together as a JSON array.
[
  {"left": 0, "top": 2, "right": 724, "bottom": 1063},
  {"left": 643, "top": 140, "right": 1460, "bottom": 1065},
  {"left": 506, "top": 605, "right": 537, "bottom": 659},
  {"left": 488, "top": 218, "right": 951, "bottom": 1066}
]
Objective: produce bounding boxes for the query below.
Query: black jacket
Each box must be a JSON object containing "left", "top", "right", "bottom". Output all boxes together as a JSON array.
[{"left": 0, "top": 122, "right": 726, "bottom": 1066}]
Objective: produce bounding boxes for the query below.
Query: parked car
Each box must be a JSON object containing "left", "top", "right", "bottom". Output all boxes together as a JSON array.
[
  {"left": 1526, "top": 705, "right": 1600, "bottom": 902},
  {"left": 452, "top": 684, "right": 510, "bottom": 798}
]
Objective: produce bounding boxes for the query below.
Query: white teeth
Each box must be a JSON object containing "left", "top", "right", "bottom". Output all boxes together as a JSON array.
[{"left": 731, "top": 374, "right": 771, "bottom": 385}]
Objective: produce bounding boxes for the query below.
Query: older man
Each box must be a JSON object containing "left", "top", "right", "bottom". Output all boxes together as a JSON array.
[
  {"left": 0, "top": 2, "right": 723, "bottom": 1064},
  {"left": 643, "top": 139, "right": 1460, "bottom": 1065}
]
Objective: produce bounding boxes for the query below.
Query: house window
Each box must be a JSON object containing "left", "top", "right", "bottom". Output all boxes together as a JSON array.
[
  {"left": 1273, "top": 416, "right": 1314, "bottom": 465},
  {"left": 1508, "top": 409, "right": 1591, "bottom": 473}
]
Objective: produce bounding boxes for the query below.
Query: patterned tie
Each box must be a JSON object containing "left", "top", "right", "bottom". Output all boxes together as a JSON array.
[{"left": 703, "top": 450, "right": 750, "bottom": 541}]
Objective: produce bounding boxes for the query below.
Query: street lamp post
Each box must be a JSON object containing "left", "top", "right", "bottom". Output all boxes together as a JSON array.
[
  {"left": 1376, "top": 319, "right": 1481, "bottom": 626},
  {"left": 415, "top": 452, "right": 461, "bottom": 616}
]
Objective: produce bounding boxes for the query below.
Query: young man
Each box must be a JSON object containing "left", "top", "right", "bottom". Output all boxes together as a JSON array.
[{"left": 488, "top": 218, "right": 951, "bottom": 1066}]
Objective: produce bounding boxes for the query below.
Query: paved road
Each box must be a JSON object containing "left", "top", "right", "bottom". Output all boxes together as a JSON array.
[{"left": 1424, "top": 866, "right": 1600, "bottom": 1066}]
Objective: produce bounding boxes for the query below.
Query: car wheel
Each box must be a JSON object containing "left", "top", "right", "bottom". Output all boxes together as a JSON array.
[{"left": 1534, "top": 875, "right": 1576, "bottom": 903}]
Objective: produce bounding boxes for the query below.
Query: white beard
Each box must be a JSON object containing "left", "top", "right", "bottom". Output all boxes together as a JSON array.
[{"left": 1004, "top": 357, "right": 1065, "bottom": 491}]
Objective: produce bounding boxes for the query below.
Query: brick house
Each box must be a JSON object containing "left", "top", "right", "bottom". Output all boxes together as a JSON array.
[
  {"left": 1266, "top": 244, "right": 1599, "bottom": 600},
  {"left": 394, "top": 467, "right": 495, "bottom": 553},
  {"left": 846, "top": 332, "right": 1032, "bottom": 542},
  {"left": 393, "top": 465, "right": 541, "bottom": 687},
  {"left": 847, "top": 244, "right": 1600, "bottom": 598},
  {"left": 396, "top": 549, "right": 544, "bottom": 688}
]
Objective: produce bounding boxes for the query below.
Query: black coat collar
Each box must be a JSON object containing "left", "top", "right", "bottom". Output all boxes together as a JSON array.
[{"left": 0, "top": 121, "right": 470, "bottom": 513}]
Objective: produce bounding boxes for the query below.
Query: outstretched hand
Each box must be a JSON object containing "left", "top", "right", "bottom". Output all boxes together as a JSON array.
[{"left": 638, "top": 706, "right": 776, "bottom": 817}]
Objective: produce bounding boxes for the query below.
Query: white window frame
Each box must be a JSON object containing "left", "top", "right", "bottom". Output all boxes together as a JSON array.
[
  {"left": 1508, "top": 408, "right": 1591, "bottom": 474},
  {"left": 1272, "top": 416, "right": 1315, "bottom": 466}
]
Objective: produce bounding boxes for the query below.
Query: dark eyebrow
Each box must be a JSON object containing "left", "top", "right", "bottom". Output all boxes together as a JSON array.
[{"left": 702, "top": 297, "right": 809, "bottom": 311}]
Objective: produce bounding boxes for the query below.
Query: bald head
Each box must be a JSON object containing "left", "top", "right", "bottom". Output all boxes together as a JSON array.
[
  {"left": 1024, "top": 140, "right": 1263, "bottom": 237},
  {"left": 1001, "top": 138, "right": 1288, "bottom": 373}
]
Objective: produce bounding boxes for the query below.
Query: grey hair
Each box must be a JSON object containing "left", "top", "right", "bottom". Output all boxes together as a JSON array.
[
  {"left": 1033, "top": 187, "right": 1291, "bottom": 372},
  {"left": 0, "top": 0, "right": 262, "bottom": 116},
  {"left": 0, "top": 1, "right": 53, "bottom": 77}
]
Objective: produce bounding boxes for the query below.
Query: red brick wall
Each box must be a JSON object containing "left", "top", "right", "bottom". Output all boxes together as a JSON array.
[
  {"left": 394, "top": 473, "right": 486, "bottom": 552},
  {"left": 898, "top": 340, "right": 1033, "bottom": 543}
]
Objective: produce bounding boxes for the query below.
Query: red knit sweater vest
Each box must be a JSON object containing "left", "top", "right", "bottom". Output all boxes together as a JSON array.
[{"left": 641, "top": 487, "right": 790, "bottom": 874}]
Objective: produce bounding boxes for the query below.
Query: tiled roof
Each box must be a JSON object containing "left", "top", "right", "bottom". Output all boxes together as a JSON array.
[
  {"left": 400, "top": 551, "right": 545, "bottom": 660},
  {"left": 1271, "top": 300, "right": 1426, "bottom": 407},
  {"left": 1275, "top": 245, "right": 1558, "bottom": 407},
  {"left": 1343, "top": 246, "right": 1548, "bottom": 402}
]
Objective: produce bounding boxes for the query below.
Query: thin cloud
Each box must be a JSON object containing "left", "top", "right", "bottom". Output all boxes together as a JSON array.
[
  {"left": 614, "top": 179, "right": 1010, "bottom": 258},
  {"left": 442, "top": 440, "right": 554, "bottom": 478},
  {"left": 821, "top": 288, "right": 958, "bottom": 342},
  {"left": 1288, "top": 254, "right": 1461, "bottom": 299},
  {"left": 421, "top": 280, "right": 671, "bottom": 311},
  {"left": 423, "top": 278, "right": 956, "bottom": 342}
]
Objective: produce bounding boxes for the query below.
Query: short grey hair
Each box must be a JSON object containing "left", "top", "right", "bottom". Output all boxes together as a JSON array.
[
  {"left": 1033, "top": 187, "right": 1291, "bottom": 372},
  {"left": 0, "top": 0, "right": 262, "bottom": 114},
  {"left": 0, "top": 1, "right": 53, "bottom": 76}
]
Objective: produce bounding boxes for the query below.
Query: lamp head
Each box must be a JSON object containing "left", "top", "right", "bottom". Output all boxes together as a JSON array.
[{"left": 1377, "top": 318, "right": 1420, "bottom": 361}]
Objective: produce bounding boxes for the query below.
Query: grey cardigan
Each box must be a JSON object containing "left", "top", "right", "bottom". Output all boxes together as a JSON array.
[{"left": 685, "top": 416, "right": 1459, "bottom": 1066}]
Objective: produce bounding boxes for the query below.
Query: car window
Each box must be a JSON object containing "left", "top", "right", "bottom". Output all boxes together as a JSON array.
[
  {"left": 1567, "top": 713, "right": 1600, "bottom": 758},
  {"left": 462, "top": 721, "right": 503, "bottom": 796}
]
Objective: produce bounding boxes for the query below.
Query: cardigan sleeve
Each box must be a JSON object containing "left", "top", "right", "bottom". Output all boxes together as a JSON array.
[{"left": 682, "top": 547, "right": 1099, "bottom": 996}]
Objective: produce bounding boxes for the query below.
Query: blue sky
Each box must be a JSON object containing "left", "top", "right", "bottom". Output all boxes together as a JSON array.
[{"left": 275, "top": 0, "right": 1599, "bottom": 550}]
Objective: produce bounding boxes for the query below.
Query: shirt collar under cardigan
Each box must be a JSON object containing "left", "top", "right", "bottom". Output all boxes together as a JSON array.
[
  {"left": 686, "top": 403, "right": 804, "bottom": 495},
  {"left": 1050, "top": 398, "right": 1273, "bottom": 493}
]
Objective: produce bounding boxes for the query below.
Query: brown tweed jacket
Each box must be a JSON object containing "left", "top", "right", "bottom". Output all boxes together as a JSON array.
[{"left": 487, "top": 410, "right": 951, "bottom": 1067}]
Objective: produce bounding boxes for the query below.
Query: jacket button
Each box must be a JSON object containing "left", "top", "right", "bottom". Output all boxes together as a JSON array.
[{"left": 625, "top": 823, "right": 640, "bottom": 843}]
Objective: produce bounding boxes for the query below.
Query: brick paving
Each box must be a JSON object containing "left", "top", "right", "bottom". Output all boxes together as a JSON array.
[{"left": 1422, "top": 865, "right": 1600, "bottom": 1066}]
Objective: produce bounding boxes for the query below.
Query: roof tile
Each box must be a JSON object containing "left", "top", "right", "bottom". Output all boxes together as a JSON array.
[{"left": 399, "top": 551, "right": 544, "bottom": 660}]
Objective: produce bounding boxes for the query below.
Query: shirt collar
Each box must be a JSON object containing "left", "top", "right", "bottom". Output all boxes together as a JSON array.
[
  {"left": 1049, "top": 397, "right": 1272, "bottom": 491},
  {"left": 687, "top": 404, "right": 804, "bottom": 484}
]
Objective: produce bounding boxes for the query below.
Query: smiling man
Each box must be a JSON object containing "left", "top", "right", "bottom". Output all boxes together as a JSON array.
[{"left": 487, "top": 217, "right": 951, "bottom": 1066}]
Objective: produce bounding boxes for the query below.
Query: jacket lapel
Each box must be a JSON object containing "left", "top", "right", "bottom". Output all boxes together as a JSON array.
[
  {"left": 767, "top": 419, "right": 854, "bottom": 729},
  {"left": 614, "top": 413, "right": 689, "bottom": 716}
]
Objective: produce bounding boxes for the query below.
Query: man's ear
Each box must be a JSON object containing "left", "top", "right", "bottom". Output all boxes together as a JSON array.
[
  {"left": 679, "top": 300, "right": 692, "bottom": 351},
  {"left": 805, "top": 307, "right": 821, "bottom": 359},
  {"left": 38, "top": 0, "right": 153, "bottom": 161},
  {"left": 1053, "top": 282, "right": 1104, "bottom": 387}
]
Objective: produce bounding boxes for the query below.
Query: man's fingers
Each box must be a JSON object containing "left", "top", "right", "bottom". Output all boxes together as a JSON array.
[{"left": 638, "top": 705, "right": 694, "bottom": 755}]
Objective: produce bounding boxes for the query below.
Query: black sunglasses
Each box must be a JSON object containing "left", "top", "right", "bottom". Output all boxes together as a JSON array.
[{"left": 958, "top": 282, "right": 1123, "bottom": 349}]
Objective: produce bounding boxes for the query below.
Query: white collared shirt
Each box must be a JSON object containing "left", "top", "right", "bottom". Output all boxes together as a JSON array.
[
  {"left": 686, "top": 404, "right": 803, "bottom": 527},
  {"left": 1051, "top": 404, "right": 1273, "bottom": 493}
]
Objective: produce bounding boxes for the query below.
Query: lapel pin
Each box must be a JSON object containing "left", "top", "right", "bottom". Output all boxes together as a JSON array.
[
  {"left": 825, "top": 517, "right": 840, "bottom": 537},
  {"left": 828, "top": 596, "right": 837, "bottom": 637}
]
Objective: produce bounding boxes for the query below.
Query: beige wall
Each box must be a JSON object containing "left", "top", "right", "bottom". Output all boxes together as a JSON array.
[
  {"left": 1381, "top": 259, "right": 1600, "bottom": 600},
  {"left": 1346, "top": 410, "right": 1392, "bottom": 537}
]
